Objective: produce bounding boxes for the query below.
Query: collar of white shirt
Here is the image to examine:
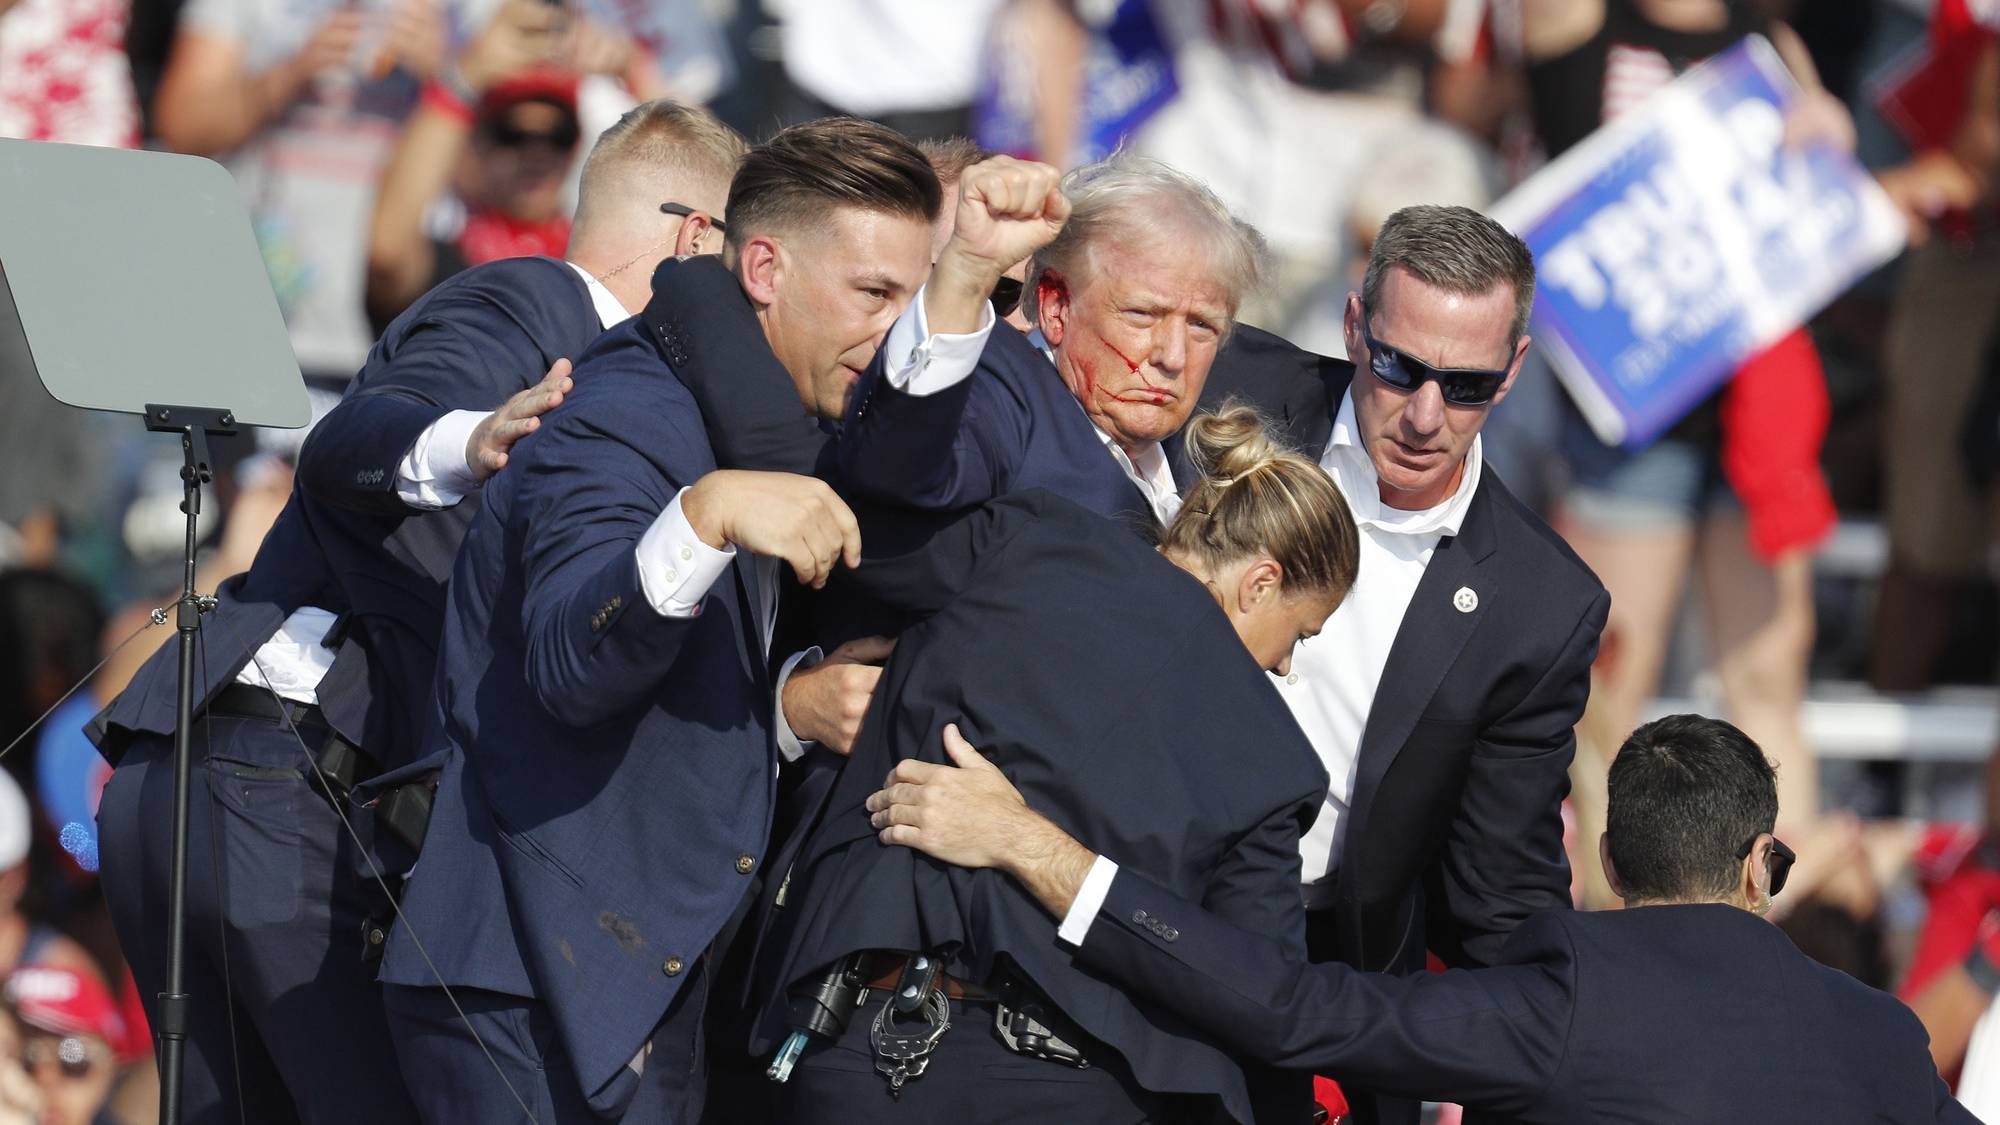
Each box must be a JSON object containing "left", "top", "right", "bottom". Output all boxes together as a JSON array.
[
  {"left": 1322, "top": 389, "right": 1482, "bottom": 539},
  {"left": 1029, "top": 329, "right": 1182, "bottom": 524},
  {"left": 567, "top": 261, "right": 633, "bottom": 331}
]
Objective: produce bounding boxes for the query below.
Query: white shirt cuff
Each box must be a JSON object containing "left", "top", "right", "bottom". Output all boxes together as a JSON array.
[
  {"left": 773, "top": 646, "right": 825, "bottom": 763},
  {"left": 882, "top": 282, "right": 996, "bottom": 397},
  {"left": 1056, "top": 854, "right": 1120, "bottom": 947},
  {"left": 636, "top": 488, "right": 736, "bottom": 617},
  {"left": 394, "top": 409, "right": 489, "bottom": 509}
]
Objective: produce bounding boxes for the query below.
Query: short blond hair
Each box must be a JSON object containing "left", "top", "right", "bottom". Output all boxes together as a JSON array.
[{"left": 574, "top": 100, "right": 747, "bottom": 232}]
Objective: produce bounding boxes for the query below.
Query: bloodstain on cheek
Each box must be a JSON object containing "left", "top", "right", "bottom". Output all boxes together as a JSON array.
[
  {"left": 1073, "top": 356, "right": 1100, "bottom": 402},
  {"left": 1097, "top": 331, "right": 1170, "bottom": 399},
  {"left": 1097, "top": 333, "right": 1143, "bottom": 373}
]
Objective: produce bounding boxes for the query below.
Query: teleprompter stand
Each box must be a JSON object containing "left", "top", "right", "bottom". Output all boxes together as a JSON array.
[
  {"left": 0, "top": 139, "right": 309, "bottom": 1125},
  {"left": 144, "top": 404, "right": 235, "bottom": 1125}
]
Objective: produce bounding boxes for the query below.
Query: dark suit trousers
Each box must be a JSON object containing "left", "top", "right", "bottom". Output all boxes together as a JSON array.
[
  {"left": 773, "top": 993, "right": 1211, "bottom": 1125},
  {"left": 384, "top": 959, "right": 713, "bottom": 1125},
  {"left": 97, "top": 715, "right": 418, "bottom": 1125}
]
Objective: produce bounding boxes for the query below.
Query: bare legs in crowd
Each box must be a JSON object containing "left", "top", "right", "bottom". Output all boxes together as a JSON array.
[{"left": 1558, "top": 509, "right": 1849, "bottom": 906}]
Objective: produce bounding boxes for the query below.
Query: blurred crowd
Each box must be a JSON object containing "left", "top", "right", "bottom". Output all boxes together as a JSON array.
[{"left": 0, "top": 0, "right": 1997, "bottom": 1120}]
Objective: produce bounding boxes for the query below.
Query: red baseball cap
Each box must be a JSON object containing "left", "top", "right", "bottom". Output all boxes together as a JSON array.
[
  {"left": 478, "top": 68, "right": 581, "bottom": 121},
  {"left": 7, "top": 966, "right": 124, "bottom": 1046}
]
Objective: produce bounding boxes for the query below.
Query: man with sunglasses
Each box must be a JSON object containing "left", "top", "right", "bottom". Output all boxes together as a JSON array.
[
  {"left": 865, "top": 713, "right": 1978, "bottom": 1124},
  {"left": 1177, "top": 203, "right": 1608, "bottom": 1125}
]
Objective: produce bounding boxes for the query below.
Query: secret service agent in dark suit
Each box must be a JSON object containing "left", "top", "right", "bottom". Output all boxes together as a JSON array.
[
  {"left": 90, "top": 101, "right": 774, "bottom": 1122},
  {"left": 90, "top": 254, "right": 601, "bottom": 1125},
  {"left": 1224, "top": 356, "right": 1606, "bottom": 971},
  {"left": 870, "top": 714, "right": 1980, "bottom": 1125},
  {"left": 373, "top": 118, "right": 966, "bottom": 1123},
  {"left": 762, "top": 489, "right": 1333, "bottom": 1125},
  {"left": 1191, "top": 208, "right": 1609, "bottom": 1125}
]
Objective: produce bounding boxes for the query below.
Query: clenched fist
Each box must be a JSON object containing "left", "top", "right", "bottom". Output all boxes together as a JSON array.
[
  {"left": 680, "top": 470, "right": 861, "bottom": 589},
  {"left": 780, "top": 635, "right": 896, "bottom": 755},
  {"left": 926, "top": 156, "right": 1069, "bottom": 335}
]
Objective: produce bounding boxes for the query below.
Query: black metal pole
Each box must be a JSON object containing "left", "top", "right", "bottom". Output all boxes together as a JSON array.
[
  {"left": 144, "top": 405, "right": 232, "bottom": 1125},
  {"left": 157, "top": 427, "right": 202, "bottom": 1125}
]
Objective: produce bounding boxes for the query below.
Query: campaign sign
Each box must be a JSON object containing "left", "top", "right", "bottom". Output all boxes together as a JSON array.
[
  {"left": 1487, "top": 35, "right": 1904, "bottom": 448},
  {"left": 974, "top": 0, "right": 1177, "bottom": 164}
]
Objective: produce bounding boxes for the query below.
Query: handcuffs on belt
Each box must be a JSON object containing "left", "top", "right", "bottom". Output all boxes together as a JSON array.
[
  {"left": 868, "top": 954, "right": 952, "bottom": 1098},
  {"left": 772, "top": 950, "right": 1093, "bottom": 1098}
]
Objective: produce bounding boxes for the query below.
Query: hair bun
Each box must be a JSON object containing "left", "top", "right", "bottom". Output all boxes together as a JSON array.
[{"left": 1184, "top": 403, "right": 1283, "bottom": 486}]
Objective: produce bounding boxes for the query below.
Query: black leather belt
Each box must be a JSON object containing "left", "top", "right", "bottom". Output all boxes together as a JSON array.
[
  {"left": 207, "top": 684, "right": 377, "bottom": 800},
  {"left": 209, "top": 683, "right": 327, "bottom": 731}
]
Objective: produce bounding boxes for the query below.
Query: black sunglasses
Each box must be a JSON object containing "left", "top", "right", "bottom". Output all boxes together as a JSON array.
[
  {"left": 1736, "top": 833, "right": 1796, "bottom": 898},
  {"left": 1358, "top": 304, "right": 1510, "bottom": 406},
  {"left": 660, "top": 202, "right": 727, "bottom": 236},
  {"left": 486, "top": 118, "right": 581, "bottom": 151}
]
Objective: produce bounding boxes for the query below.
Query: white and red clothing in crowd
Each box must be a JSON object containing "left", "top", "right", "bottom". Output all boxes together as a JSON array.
[{"left": 0, "top": 0, "right": 139, "bottom": 146}]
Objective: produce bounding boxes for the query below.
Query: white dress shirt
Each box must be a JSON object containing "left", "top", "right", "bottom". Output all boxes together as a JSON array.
[
  {"left": 1093, "top": 419, "right": 1182, "bottom": 526},
  {"left": 1285, "top": 392, "right": 1482, "bottom": 903},
  {"left": 1060, "top": 388, "right": 1486, "bottom": 936}
]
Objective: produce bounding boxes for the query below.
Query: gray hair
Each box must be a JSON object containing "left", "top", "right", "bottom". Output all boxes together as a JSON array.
[
  {"left": 1024, "top": 154, "right": 1266, "bottom": 330},
  {"left": 1362, "top": 204, "right": 1537, "bottom": 341}
]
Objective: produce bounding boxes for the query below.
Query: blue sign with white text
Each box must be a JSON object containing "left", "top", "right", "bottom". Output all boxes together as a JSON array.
[{"left": 1489, "top": 36, "right": 1903, "bottom": 448}]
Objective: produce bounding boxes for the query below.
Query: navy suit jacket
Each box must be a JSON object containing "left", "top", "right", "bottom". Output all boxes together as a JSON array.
[
  {"left": 836, "top": 320, "right": 1186, "bottom": 529},
  {"left": 763, "top": 492, "right": 1328, "bottom": 1125},
  {"left": 378, "top": 315, "right": 778, "bottom": 1112},
  {"left": 1082, "top": 870, "right": 1977, "bottom": 1125},
  {"left": 92, "top": 256, "right": 605, "bottom": 770}
]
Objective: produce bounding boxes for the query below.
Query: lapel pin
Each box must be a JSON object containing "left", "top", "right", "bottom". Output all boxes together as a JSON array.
[{"left": 1453, "top": 586, "right": 1478, "bottom": 614}]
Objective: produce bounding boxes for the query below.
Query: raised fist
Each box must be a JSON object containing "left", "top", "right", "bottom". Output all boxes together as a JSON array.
[
  {"left": 926, "top": 156, "right": 1068, "bottom": 334},
  {"left": 948, "top": 156, "right": 1070, "bottom": 275}
]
